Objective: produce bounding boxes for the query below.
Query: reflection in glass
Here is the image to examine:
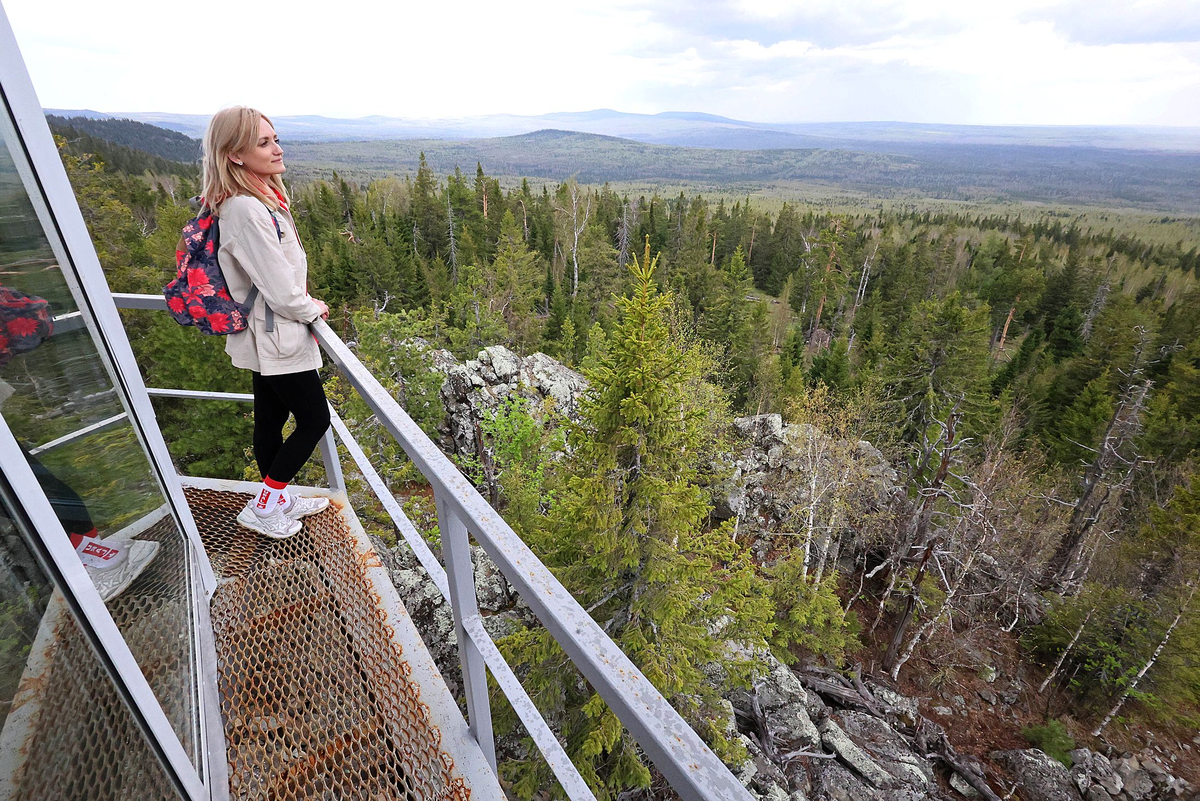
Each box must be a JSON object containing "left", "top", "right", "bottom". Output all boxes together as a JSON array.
[
  {"left": 0, "top": 111, "right": 200, "bottom": 767},
  {"left": 0, "top": 479, "right": 176, "bottom": 800}
]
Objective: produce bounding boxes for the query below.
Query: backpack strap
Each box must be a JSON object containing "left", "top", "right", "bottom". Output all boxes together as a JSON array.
[
  {"left": 239, "top": 211, "right": 287, "bottom": 333},
  {"left": 260, "top": 211, "right": 286, "bottom": 333}
]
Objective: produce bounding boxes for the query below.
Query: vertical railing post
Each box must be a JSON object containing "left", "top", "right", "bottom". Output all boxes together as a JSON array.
[
  {"left": 434, "top": 491, "right": 497, "bottom": 771},
  {"left": 318, "top": 419, "right": 345, "bottom": 493}
]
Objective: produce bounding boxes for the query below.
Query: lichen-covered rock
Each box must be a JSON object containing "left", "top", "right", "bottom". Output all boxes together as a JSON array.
[
  {"left": 716, "top": 414, "right": 900, "bottom": 534},
  {"left": 433, "top": 348, "right": 587, "bottom": 459},
  {"left": 818, "top": 716, "right": 894, "bottom": 790},
  {"left": 1069, "top": 750, "right": 1123, "bottom": 798},
  {"left": 815, "top": 761, "right": 883, "bottom": 801},
  {"left": 835, "top": 710, "right": 932, "bottom": 790},
  {"left": 472, "top": 546, "right": 510, "bottom": 612},
  {"left": 992, "top": 749, "right": 1083, "bottom": 801},
  {"left": 753, "top": 654, "right": 822, "bottom": 752}
]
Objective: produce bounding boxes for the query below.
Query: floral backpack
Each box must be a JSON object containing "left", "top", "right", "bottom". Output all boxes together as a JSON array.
[
  {"left": 163, "top": 207, "right": 280, "bottom": 335},
  {"left": 0, "top": 287, "right": 54, "bottom": 368}
]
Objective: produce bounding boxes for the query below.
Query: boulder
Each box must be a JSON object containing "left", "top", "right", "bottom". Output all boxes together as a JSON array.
[
  {"left": 992, "top": 749, "right": 1083, "bottom": 801},
  {"left": 433, "top": 348, "right": 587, "bottom": 459},
  {"left": 818, "top": 716, "right": 894, "bottom": 790},
  {"left": 835, "top": 711, "right": 932, "bottom": 790}
]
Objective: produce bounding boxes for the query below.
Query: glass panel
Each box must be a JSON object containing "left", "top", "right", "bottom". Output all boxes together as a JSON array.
[
  {"left": 0, "top": 475, "right": 177, "bottom": 801},
  {"left": 0, "top": 110, "right": 200, "bottom": 768}
]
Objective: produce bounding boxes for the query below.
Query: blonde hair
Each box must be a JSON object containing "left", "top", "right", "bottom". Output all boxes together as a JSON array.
[{"left": 201, "top": 106, "right": 289, "bottom": 215}]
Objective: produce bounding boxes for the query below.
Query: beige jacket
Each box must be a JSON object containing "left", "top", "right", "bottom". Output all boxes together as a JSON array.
[{"left": 217, "top": 196, "right": 323, "bottom": 376}]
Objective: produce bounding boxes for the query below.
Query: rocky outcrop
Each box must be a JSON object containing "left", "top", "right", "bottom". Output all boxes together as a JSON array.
[
  {"left": 993, "top": 749, "right": 1083, "bottom": 801},
  {"left": 992, "top": 748, "right": 1197, "bottom": 801},
  {"left": 716, "top": 414, "right": 899, "bottom": 535},
  {"left": 433, "top": 345, "right": 587, "bottom": 458}
]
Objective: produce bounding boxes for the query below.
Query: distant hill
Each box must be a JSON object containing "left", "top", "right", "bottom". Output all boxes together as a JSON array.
[
  {"left": 45, "top": 115, "right": 201, "bottom": 162},
  {"left": 281, "top": 129, "right": 1200, "bottom": 214},
  {"left": 46, "top": 108, "right": 1200, "bottom": 152},
  {"left": 46, "top": 116, "right": 199, "bottom": 178}
]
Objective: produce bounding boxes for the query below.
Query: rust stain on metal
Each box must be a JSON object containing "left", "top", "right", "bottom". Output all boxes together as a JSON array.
[
  {"left": 3, "top": 602, "right": 179, "bottom": 799},
  {"left": 185, "top": 487, "right": 471, "bottom": 800}
]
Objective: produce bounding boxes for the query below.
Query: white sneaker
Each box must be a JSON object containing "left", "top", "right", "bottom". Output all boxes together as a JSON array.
[
  {"left": 87, "top": 540, "right": 160, "bottom": 602},
  {"left": 237, "top": 502, "right": 302, "bottom": 539},
  {"left": 280, "top": 495, "right": 330, "bottom": 520}
]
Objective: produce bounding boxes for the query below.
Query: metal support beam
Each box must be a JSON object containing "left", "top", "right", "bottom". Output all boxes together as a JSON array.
[
  {"left": 434, "top": 492, "right": 497, "bottom": 773},
  {"left": 317, "top": 425, "right": 344, "bottom": 493}
]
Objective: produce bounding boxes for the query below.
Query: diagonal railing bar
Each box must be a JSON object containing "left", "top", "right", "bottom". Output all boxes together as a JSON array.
[{"left": 111, "top": 294, "right": 754, "bottom": 801}]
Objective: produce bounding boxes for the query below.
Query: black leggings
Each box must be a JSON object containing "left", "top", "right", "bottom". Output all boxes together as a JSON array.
[{"left": 252, "top": 370, "right": 331, "bottom": 484}]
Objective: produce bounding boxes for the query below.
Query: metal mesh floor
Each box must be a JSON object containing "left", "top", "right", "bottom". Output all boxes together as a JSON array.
[
  {"left": 1, "top": 594, "right": 178, "bottom": 801},
  {"left": 186, "top": 487, "right": 470, "bottom": 801}
]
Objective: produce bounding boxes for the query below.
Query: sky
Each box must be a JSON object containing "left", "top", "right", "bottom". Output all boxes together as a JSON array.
[{"left": 5, "top": 0, "right": 1200, "bottom": 126}]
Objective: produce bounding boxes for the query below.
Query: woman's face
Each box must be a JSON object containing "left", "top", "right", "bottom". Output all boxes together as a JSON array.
[{"left": 232, "top": 117, "right": 284, "bottom": 177}]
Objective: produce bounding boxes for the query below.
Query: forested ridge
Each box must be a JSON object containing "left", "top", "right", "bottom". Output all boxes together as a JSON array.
[{"left": 58, "top": 135, "right": 1200, "bottom": 799}]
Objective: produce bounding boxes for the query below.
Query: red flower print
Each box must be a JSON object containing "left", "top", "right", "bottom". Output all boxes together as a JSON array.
[
  {"left": 8, "top": 317, "right": 40, "bottom": 337},
  {"left": 187, "top": 267, "right": 208, "bottom": 287},
  {"left": 188, "top": 305, "right": 206, "bottom": 318},
  {"left": 167, "top": 296, "right": 186, "bottom": 314},
  {"left": 0, "top": 334, "right": 9, "bottom": 351},
  {"left": 216, "top": 288, "right": 231, "bottom": 300},
  {"left": 205, "top": 241, "right": 215, "bottom": 254},
  {"left": 197, "top": 215, "right": 212, "bottom": 230},
  {"left": 208, "top": 313, "right": 230, "bottom": 333}
]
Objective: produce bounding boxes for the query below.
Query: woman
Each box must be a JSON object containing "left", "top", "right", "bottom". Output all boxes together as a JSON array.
[{"left": 202, "top": 107, "right": 331, "bottom": 539}]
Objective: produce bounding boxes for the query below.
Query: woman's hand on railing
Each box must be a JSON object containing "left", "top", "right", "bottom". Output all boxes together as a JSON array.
[{"left": 312, "top": 298, "right": 330, "bottom": 320}]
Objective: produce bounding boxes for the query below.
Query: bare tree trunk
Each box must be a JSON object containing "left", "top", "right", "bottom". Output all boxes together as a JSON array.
[
  {"left": 1046, "top": 377, "right": 1152, "bottom": 589},
  {"left": 1093, "top": 582, "right": 1196, "bottom": 737},
  {"left": 517, "top": 199, "right": 530, "bottom": 241},
  {"left": 748, "top": 223, "right": 756, "bottom": 262},
  {"left": 876, "top": 409, "right": 960, "bottom": 635},
  {"left": 1039, "top": 606, "right": 1096, "bottom": 693},
  {"left": 889, "top": 531, "right": 987, "bottom": 680},
  {"left": 446, "top": 194, "right": 458, "bottom": 284},
  {"left": 883, "top": 537, "right": 936, "bottom": 674},
  {"left": 997, "top": 298, "right": 1019, "bottom": 352}
]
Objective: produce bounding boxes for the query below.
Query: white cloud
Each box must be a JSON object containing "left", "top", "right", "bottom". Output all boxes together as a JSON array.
[{"left": 4, "top": 0, "right": 1199, "bottom": 125}]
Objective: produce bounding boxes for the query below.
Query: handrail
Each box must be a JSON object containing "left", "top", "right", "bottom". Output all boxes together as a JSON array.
[{"left": 113, "top": 293, "right": 754, "bottom": 801}]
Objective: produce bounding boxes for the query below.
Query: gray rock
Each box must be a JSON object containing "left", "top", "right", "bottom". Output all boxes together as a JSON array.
[
  {"left": 836, "top": 711, "right": 932, "bottom": 789},
  {"left": 816, "top": 761, "right": 883, "bottom": 801},
  {"left": 472, "top": 546, "right": 510, "bottom": 612},
  {"left": 483, "top": 345, "right": 522, "bottom": 383},
  {"left": 753, "top": 654, "right": 822, "bottom": 752},
  {"left": 1069, "top": 750, "right": 1122, "bottom": 797},
  {"left": 871, "top": 685, "right": 919, "bottom": 727},
  {"left": 992, "top": 749, "right": 1083, "bottom": 801},
  {"left": 818, "top": 716, "right": 894, "bottom": 789},
  {"left": 950, "top": 772, "right": 979, "bottom": 797},
  {"left": 1114, "top": 756, "right": 1154, "bottom": 801}
]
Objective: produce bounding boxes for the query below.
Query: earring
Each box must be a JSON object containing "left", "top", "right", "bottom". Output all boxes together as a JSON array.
[{"left": 234, "top": 160, "right": 244, "bottom": 166}]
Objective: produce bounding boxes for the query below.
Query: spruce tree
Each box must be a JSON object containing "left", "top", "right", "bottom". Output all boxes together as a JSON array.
[{"left": 503, "top": 241, "right": 771, "bottom": 798}]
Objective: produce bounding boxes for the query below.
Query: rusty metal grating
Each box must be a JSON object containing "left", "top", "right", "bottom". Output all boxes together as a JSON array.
[
  {"left": 185, "top": 487, "right": 471, "bottom": 801},
  {"left": 1, "top": 594, "right": 178, "bottom": 800},
  {"left": 105, "top": 511, "right": 201, "bottom": 763}
]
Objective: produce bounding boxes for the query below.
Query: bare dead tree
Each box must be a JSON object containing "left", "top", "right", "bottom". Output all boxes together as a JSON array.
[
  {"left": 1045, "top": 333, "right": 1155, "bottom": 591},
  {"left": 616, "top": 199, "right": 638, "bottom": 271},
  {"left": 554, "top": 181, "right": 591, "bottom": 298},
  {"left": 1038, "top": 606, "right": 1096, "bottom": 693},
  {"left": 446, "top": 194, "right": 458, "bottom": 284},
  {"left": 1093, "top": 581, "right": 1196, "bottom": 737},
  {"left": 880, "top": 408, "right": 962, "bottom": 670}
]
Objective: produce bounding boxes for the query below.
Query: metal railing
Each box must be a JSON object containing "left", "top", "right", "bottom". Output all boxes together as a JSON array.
[{"left": 113, "top": 293, "right": 754, "bottom": 801}]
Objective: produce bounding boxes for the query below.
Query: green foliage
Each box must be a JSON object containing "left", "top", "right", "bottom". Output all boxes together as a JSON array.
[
  {"left": 766, "top": 554, "right": 858, "bottom": 664},
  {"left": 500, "top": 248, "right": 771, "bottom": 798},
  {"left": 1021, "top": 720, "right": 1076, "bottom": 767}
]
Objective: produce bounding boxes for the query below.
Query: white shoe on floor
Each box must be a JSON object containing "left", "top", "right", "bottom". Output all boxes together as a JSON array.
[
  {"left": 87, "top": 540, "right": 160, "bottom": 602},
  {"left": 281, "top": 495, "right": 330, "bottom": 520},
  {"left": 237, "top": 502, "right": 302, "bottom": 540}
]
